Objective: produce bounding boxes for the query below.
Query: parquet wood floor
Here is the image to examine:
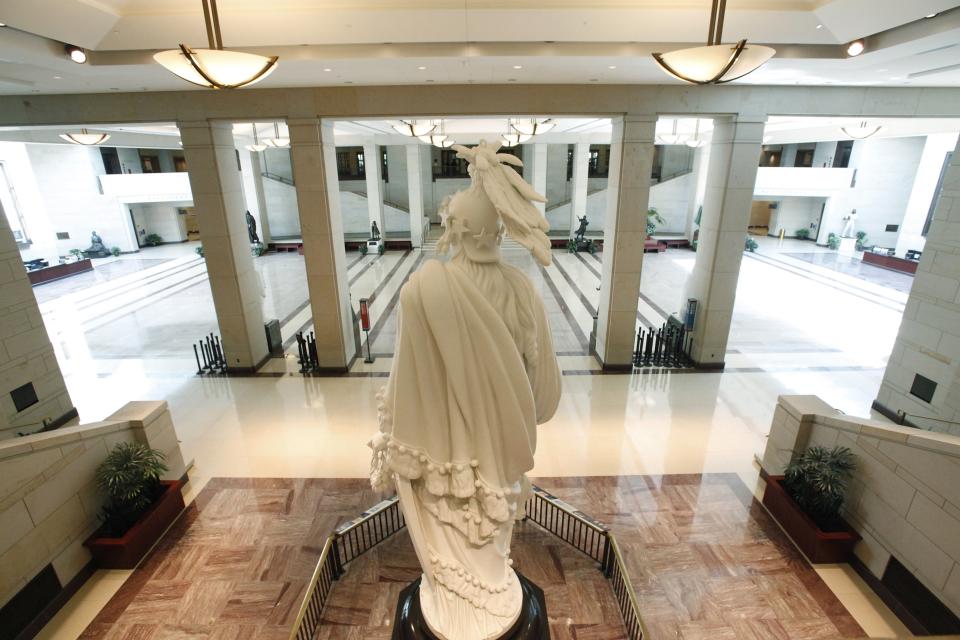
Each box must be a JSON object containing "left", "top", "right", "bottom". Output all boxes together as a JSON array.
[{"left": 79, "top": 474, "right": 865, "bottom": 640}]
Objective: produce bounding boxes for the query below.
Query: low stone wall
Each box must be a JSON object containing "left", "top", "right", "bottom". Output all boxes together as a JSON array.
[
  {"left": 761, "top": 395, "right": 960, "bottom": 617},
  {"left": 0, "top": 400, "right": 186, "bottom": 609}
]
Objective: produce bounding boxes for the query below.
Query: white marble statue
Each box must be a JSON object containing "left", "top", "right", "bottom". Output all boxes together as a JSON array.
[
  {"left": 841, "top": 209, "right": 858, "bottom": 238},
  {"left": 369, "top": 140, "right": 562, "bottom": 640}
]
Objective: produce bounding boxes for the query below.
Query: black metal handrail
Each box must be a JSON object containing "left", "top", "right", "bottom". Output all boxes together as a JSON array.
[
  {"left": 634, "top": 321, "right": 693, "bottom": 368},
  {"left": 288, "top": 497, "right": 404, "bottom": 640},
  {"left": 262, "top": 171, "right": 295, "bottom": 186},
  {"left": 288, "top": 486, "right": 647, "bottom": 640}
]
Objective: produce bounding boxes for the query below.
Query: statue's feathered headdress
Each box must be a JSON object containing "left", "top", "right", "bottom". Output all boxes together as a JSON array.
[{"left": 450, "top": 140, "right": 552, "bottom": 266}]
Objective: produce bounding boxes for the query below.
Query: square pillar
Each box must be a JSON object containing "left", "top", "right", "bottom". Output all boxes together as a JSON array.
[
  {"left": 875, "top": 135, "right": 960, "bottom": 434},
  {"left": 178, "top": 120, "right": 268, "bottom": 371},
  {"left": 530, "top": 143, "right": 548, "bottom": 215},
  {"left": 684, "top": 115, "right": 765, "bottom": 367},
  {"left": 363, "top": 142, "right": 385, "bottom": 239},
  {"left": 289, "top": 119, "right": 354, "bottom": 369},
  {"left": 244, "top": 149, "right": 272, "bottom": 244},
  {"left": 596, "top": 115, "right": 656, "bottom": 368},
  {"left": 569, "top": 141, "right": 590, "bottom": 236},
  {"left": 0, "top": 201, "right": 74, "bottom": 437},
  {"left": 406, "top": 144, "right": 425, "bottom": 248}
]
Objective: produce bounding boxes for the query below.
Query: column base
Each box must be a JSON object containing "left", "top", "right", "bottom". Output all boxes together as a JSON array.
[
  {"left": 693, "top": 361, "right": 726, "bottom": 371},
  {"left": 392, "top": 573, "right": 550, "bottom": 640}
]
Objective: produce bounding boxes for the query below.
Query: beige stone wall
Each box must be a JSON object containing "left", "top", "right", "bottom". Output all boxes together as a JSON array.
[
  {"left": 0, "top": 201, "right": 73, "bottom": 438},
  {"left": 762, "top": 395, "right": 960, "bottom": 616},
  {"left": 0, "top": 400, "right": 186, "bottom": 608},
  {"left": 875, "top": 136, "right": 960, "bottom": 435}
]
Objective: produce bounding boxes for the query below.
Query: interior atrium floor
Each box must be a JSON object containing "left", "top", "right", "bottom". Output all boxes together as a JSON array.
[
  {"left": 70, "top": 475, "right": 870, "bottom": 640},
  {"left": 30, "top": 238, "right": 915, "bottom": 639}
]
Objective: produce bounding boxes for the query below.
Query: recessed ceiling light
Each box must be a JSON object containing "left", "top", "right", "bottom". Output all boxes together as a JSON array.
[
  {"left": 0, "top": 22, "right": 6, "bottom": 27},
  {"left": 925, "top": 13, "right": 937, "bottom": 18},
  {"left": 65, "top": 44, "right": 87, "bottom": 64},
  {"left": 417, "top": 66, "right": 427, "bottom": 70},
  {"left": 608, "top": 65, "right": 617, "bottom": 69},
  {"left": 53, "top": 76, "right": 62, "bottom": 80},
  {"left": 513, "top": 65, "right": 523, "bottom": 69},
  {"left": 323, "top": 67, "right": 332, "bottom": 72},
  {"left": 846, "top": 40, "right": 865, "bottom": 57},
  {"left": 816, "top": 24, "right": 823, "bottom": 29}
]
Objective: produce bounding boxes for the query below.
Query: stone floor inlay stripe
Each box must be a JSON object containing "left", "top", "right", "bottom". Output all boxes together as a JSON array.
[{"left": 537, "top": 263, "right": 590, "bottom": 352}]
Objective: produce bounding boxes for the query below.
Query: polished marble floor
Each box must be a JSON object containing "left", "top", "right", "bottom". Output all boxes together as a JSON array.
[
  {"left": 70, "top": 475, "right": 870, "bottom": 640},
  {"left": 30, "top": 238, "right": 918, "bottom": 639},
  {"left": 35, "top": 235, "right": 910, "bottom": 375}
]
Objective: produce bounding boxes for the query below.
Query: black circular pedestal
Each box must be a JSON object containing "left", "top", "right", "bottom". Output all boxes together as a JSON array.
[{"left": 391, "top": 572, "right": 550, "bottom": 639}]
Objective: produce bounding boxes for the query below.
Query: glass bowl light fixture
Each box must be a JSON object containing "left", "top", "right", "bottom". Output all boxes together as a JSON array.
[
  {"left": 418, "top": 121, "right": 455, "bottom": 147},
  {"left": 154, "top": 0, "right": 278, "bottom": 89},
  {"left": 263, "top": 122, "right": 289, "bottom": 148},
  {"left": 656, "top": 119, "right": 685, "bottom": 145},
  {"left": 59, "top": 128, "right": 110, "bottom": 145},
  {"left": 501, "top": 132, "right": 532, "bottom": 147},
  {"left": 245, "top": 123, "right": 267, "bottom": 152},
  {"left": 684, "top": 119, "right": 707, "bottom": 148},
  {"left": 511, "top": 118, "right": 555, "bottom": 136},
  {"left": 653, "top": 0, "right": 775, "bottom": 84},
  {"left": 841, "top": 120, "right": 882, "bottom": 139},
  {"left": 393, "top": 120, "right": 437, "bottom": 137}
]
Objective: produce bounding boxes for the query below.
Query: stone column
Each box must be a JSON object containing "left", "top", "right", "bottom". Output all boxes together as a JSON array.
[
  {"left": 595, "top": 115, "right": 656, "bottom": 368},
  {"left": 530, "top": 143, "right": 548, "bottom": 215},
  {"left": 288, "top": 119, "right": 354, "bottom": 369},
  {"left": 569, "top": 141, "right": 590, "bottom": 236},
  {"left": 247, "top": 150, "right": 272, "bottom": 244},
  {"left": 363, "top": 141, "right": 385, "bottom": 240},
  {"left": 178, "top": 120, "right": 268, "bottom": 371},
  {"left": 0, "top": 201, "right": 75, "bottom": 437},
  {"left": 684, "top": 115, "right": 765, "bottom": 367},
  {"left": 875, "top": 136, "right": 960, "bottom": 435},
  {"left": 406, "top": 144, "right": 425, "bottom": 248}
]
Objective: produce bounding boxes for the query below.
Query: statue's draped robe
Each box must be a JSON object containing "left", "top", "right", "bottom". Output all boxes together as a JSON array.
[{"left": 370, "top": 257, "right": 560, "bottom": 639}]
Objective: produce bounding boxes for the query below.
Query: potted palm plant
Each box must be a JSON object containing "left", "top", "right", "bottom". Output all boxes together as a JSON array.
[
  {"left": 84, "top": 443, "right": 184, "bottom": 569},
  {"left": 763, "top": 446, "right": 860, "bottom": 563}
]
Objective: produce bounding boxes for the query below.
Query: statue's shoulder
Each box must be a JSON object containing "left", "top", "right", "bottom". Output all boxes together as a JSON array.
[{"left": 399, "top": 258, "right": 449, "bottom": 306}]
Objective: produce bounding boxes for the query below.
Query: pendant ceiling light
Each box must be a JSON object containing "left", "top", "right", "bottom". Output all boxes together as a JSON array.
[
  {"left": 154, "top": 0, "right": 278, "bottom": 89},
  {"left": 418, "top": 121, "right": 455, "bottom": 147},
  {"left": 841, "top": 121, "right": 882, "bottom": 140},
  {"left": 245, "top": 123, "right": 267, "bottom": 152},
  {"left": 393, "top": 120, "right": 437, "bottom": 137},
  {"left": 652, "top": 0, "right": 775, "bottom": 84},
  {"left": 263, "top": 122, "right": 289, "bottom": 148},
  {"left": 685, "top": 119, "right": 707, "bottom": 148},
  {"left": 511, "top": 118, "right": 555, "bottom": 137},
  {"left": 501, "top": 132, "right": 532, "bottom": 148},
  {"left": 656, "top": 119, "right": 685, "bottom": 146},
  {"left": 59, "top": 128, "right": 110, "bottom": 145}
]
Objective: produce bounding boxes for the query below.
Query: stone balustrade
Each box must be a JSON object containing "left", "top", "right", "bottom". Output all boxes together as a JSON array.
[
  {"left": 761, "top": 395, "right": 960, "bottom": 618},
  {"left": 0, "top": 400, "right": 186, "bottom": 611}
]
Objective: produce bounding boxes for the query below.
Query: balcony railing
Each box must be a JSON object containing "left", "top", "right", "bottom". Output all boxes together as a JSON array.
[
  {"left": 98, "top": 172, "right": 193, "bottom": 203},
  {"left": 753, "top": 166, "right": 856, "bottom": 197}
]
